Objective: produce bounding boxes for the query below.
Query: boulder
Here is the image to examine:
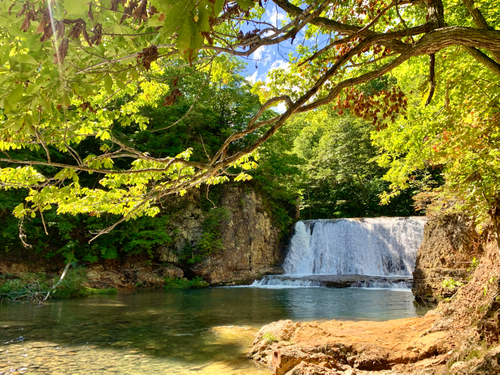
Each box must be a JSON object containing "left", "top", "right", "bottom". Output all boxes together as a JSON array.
[{"left": 162, "top": 264, "right": 184, "bottom": 279}]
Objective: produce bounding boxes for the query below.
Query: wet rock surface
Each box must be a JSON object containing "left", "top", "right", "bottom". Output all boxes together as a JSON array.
[{"left": 256, "top": 274, "right": 413, "bottom": 288}]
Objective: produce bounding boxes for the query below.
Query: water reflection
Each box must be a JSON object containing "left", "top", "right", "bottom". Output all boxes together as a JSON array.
[{"left": 1, "top": 287, "right": 426, "bottom": 374}]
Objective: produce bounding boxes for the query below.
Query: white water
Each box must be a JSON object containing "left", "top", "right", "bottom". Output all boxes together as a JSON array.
[
  {"left": 250, "top": 278, "right": 321, "bottom": 288},
  {"left": 284, "top": 217, "right": 425, "bottom": 276},
  {"left": 253, "top": 217, "right": 426, "bottom": 289},
  {"left": 351, "top": 280, "right": 413, "bottom": 289}
]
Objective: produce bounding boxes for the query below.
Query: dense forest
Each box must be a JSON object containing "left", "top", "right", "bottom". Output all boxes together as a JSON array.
[
  {"left": 0, "top": 68, "right": 419, "bottom": 264},
  {"left": 0, "top": 0, "right": 498, "bottom": 278}
]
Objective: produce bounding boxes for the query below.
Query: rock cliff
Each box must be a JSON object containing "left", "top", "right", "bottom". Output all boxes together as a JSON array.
[
  {"left": 412, "top": 215, "right": 485, "bottom": 303},
  {"left": 157, "top": 183, "right": 286, "bottom": 285},
  {"left": 190, "top": 185, "right": 284, "bottom": 284}
]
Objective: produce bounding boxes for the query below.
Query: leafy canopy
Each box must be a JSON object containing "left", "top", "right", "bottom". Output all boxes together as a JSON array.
[{"left": 1, "top": 0, "right": 500, "bottom": 237}]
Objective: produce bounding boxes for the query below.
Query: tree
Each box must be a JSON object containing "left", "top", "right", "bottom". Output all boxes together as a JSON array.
[
  {"left": 269, "top": 109, "right": 419, "bottom": 218},
  {"left": 1, "top": 0, "right": 499, "bottom": 237},
  {"left": 373, "top": 46, "right": 500, "bottom": 232}
]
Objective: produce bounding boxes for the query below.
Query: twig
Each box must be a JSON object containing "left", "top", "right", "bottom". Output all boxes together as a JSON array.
[{"left": 43, "top": 263, "right": 71, "bottom": 301}]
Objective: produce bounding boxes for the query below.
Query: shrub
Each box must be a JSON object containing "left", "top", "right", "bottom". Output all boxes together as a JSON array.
[{"left": 164, "top": 276, "right": 209, "bottom": 289}]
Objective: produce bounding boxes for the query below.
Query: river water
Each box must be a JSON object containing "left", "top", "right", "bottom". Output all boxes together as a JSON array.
[{"left": 1, "top": 287, "right": 426, "bottom": 374}]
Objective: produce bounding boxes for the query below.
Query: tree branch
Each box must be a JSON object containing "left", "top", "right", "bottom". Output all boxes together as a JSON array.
[
  {"left": 463, "top": 46, "right": 500, "bottom": 76},
  {"left": 273, "top": 0, "right": 415, "bottom": 53},
  {"left": 461, "top": 0, "right": 500, "bottom": 62},
  {"left": 425, "top": 53, "right": 436, "bottom": 106}
]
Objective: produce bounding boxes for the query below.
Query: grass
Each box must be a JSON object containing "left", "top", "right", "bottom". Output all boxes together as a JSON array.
[{"left": 262, "top": 332, "right": 279, "bottom": 344}]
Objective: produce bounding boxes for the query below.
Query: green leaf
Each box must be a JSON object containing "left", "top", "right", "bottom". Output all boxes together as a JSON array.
[
  {"left": 214, "top": 0, "right": 225, "bottom": 15},
  {"left": 64, "top": 0, "right": 89, "bottom": 15},
  {"left": 161, "top": 2, "right": 186, "bottom": 38},
  {"left": 13, "top": 203, "right": 25, "bottom": 218},
  {"left": 0, "top": 44, "right": 10, "bottom": 65},
  {"left": 236, "top": 0, "right": 255, "bottom": 11},
  {"left": 6, "top": 85, "right": 24, "bottom": 106},
  {"left": 177, "top": 17, "right": 195, "bottom": 54},
  {"left": 0, "top": 15, "right": 11, "bottom": 28},
  {"left": 15, "top": 54, "right": 39, "bottom": 65},
  {"left": 104, "top": 74, "right": 113, "bottom": 95},
  {"left": 197, "top": 8, "right": 211, "bottom": 32}
]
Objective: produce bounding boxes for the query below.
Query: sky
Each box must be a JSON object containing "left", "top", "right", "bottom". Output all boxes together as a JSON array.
[
  {"left": 242, "top": 3, "right": 290, "bottom": 83},
  {"left": 239, "top": 3, "right": 295, "bottom": 112},
  {"left": 236, "top": 2, "right": 332, "bottom": 113}
]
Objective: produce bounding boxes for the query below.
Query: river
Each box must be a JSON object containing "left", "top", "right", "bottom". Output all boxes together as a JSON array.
[{"left": 1, "top": 287, "right": 426, "bottom": 374}]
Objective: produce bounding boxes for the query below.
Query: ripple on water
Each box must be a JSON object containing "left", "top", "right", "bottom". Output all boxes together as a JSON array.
[{"left": 0, "top": 287, "right": 427, "bottom": 374}]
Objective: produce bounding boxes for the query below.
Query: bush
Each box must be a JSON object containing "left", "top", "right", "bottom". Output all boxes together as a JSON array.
[
  {"left": 0, "top": 273, "right": 50, "bottom": 302},
  {"left": 164, "top": 276, "right": 209, "bottom": 289},
  {"left": 0, "top": 268, "right": 118, "bottom": 302}
]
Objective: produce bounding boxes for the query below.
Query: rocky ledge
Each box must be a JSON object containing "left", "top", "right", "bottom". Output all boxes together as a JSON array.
[
  {"left": 249, "top": 313, "right": 455, "bottom": 375},
  {"left": 257, "top": 274, "right": 413, "bottom": 289}
]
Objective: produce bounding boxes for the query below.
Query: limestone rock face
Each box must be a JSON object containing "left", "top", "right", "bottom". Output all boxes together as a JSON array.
[
  {"left": 190, "top": 185, "right": 283, "bottom": 285},
  {"left": 249, "top": 315, "right": 454, "bottom": 375},
  {"left": 156, "top": 190, "right": 205, "bottom": 265},
  {"left": 85, "top": 264, "right": 164, "bottom": 289},
  {"left": 153, "top": 183, "right": 285, "bottom": 285},
  {"left": 412, "top": 215, "right": 484, "bottom": 302}
]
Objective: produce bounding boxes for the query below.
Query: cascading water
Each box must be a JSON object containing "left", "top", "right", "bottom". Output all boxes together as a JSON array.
[{"left": 253, "top": 217, "right": 426, "bottom": 289}]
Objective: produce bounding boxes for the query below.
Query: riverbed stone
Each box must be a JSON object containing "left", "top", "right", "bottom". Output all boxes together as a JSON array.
[{"left": 250, "top": 315, "right": 454, "bottom": 375}]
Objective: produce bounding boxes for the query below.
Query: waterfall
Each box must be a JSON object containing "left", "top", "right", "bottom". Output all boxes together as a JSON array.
[
  {"left": 284, "top": 217, "right": 425, "bottom": 276},
  {"left": 253, "top": 217, "right": 426, "bottom": 289}
]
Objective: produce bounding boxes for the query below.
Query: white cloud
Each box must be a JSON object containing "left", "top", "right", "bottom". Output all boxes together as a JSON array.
[
  {"left": 253, "top": 46, "right": 265, "bottom": 60},
  {"left": 266, "top": 7, "right": 286, "bottom": 25},
  {"left": 253, "top": 45, "right": 271, "bottom": 65},
  {"left": 273, "top": 101, "right": 287, "bottom": 113},
  {"left": 246, "top": 71, "right": 259, "bottom": 84},
  {"left": 269, "top": 59, "right": 290, "bottom": 71}
]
